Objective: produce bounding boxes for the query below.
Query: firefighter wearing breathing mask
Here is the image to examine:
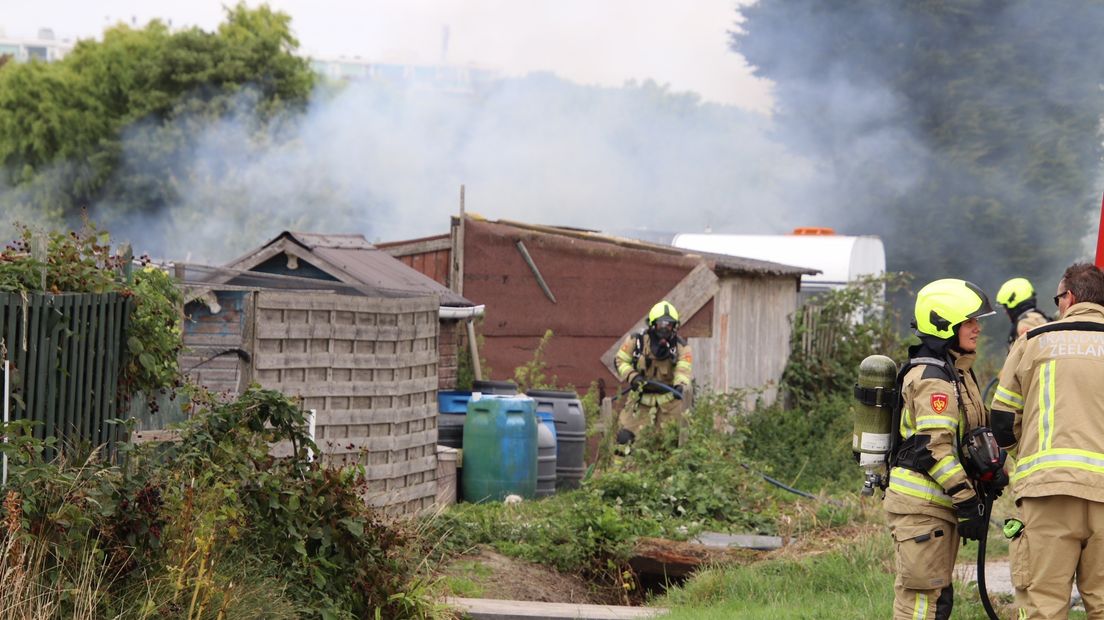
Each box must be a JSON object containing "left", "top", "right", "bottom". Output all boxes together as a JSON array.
[
  {"left": 885, "top": 279, "right": 1007, "bottom": 620},
  {"left": 614, "top": 300, "right": 692, "bottom": 444}
]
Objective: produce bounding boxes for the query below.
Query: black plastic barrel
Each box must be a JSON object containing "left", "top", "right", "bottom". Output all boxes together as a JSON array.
[
  {"left": 536, "top": 411, "right": 558, "bottom": 498},
  {"left": 528, "top": 389, "right": 586, "bottom": 490},
  {"left": 472, "top": 380, "right": 518, "bottom": 395}
]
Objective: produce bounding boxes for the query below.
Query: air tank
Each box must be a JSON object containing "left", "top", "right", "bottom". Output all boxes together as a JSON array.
[{"left": 854, "top": 355, "right": 898, "bottom": 495}]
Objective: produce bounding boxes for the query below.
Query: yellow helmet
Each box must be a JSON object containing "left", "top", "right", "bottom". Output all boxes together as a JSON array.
[
  {"left": 995, "top": 277, "right": 1035, "bottom": 309},
  {"left": 914, "top": 279, "right": 995, "bottom": 339},
  {"left": 647, "top": 300, "right": 679, "bottom": 326}
]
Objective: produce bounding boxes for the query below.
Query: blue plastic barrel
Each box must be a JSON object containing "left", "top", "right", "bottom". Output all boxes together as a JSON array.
[
  {"left": 462, "top": 395, "right": 538, "bottom": 502},
  {"left": 437, "top": 390, "right": 473, "bottom": 449}
]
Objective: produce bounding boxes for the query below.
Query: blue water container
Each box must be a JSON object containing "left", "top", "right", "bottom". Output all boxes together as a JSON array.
[
  {"left": 462, "top": 395, "right": 538, "bottom": 502},
  {"left": 437, "top": 390, "right": 473, "bottom": 449}
]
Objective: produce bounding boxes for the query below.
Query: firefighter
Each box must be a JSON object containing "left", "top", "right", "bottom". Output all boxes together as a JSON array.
[
  {"left": 614, "top": 300, "right": 692, "bottom": 444},
  {"left": 990, "top": 263, "right": 1104, "bottom": 619},
  {"left": 995, "top": 277, "right": 1050, "bottom": 345},
  {"left": 885, "top": 278, "right": 1003, "bottom": 620}
]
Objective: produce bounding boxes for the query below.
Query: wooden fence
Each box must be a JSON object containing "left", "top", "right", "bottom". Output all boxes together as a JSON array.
[
  {"left": 0, "top": 292, "right": 132, "bottom": 454},
  {"left": 250, "top": 291, "right": 440, "bottom": 517}
]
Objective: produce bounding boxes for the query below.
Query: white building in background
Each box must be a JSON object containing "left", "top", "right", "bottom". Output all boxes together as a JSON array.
[
  {"left": 309, "top": 56, "right": 499, "bottom": 94},
  {"left": 673, "top": 228, "right": 886, "bottom": 301},
  {"left": 0, "top": 29, "right": 74, "bottom": 63}
]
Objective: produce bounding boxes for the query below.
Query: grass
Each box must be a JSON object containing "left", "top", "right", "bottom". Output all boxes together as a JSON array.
[
  {"left": 441, "top": 561, "right": 492, "bottom": 598},
  {"left": 657, "top": 522, "right": 1087, "bottom": 620}
]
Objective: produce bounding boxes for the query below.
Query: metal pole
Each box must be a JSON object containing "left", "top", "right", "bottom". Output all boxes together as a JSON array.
[
  {"left": 307, "top": 408, "right": 317, "bottom": 463},
  {"left": 3, "top": 360, "right": 9, "bottom": 487}
]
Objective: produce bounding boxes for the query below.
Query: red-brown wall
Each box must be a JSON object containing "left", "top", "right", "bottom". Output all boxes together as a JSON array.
[{"left": 462, "top": 219, "right": 711, "bottom": 395}]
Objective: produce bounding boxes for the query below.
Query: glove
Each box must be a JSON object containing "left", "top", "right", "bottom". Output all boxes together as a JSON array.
[
  {"left": 672, "top": 385, "right": 684, "bottom": 399},
  {"left": 629, "top": 373, "right": 646, "bottom": 389},
  {"left": 954, "top": 496, "right": 988, "bottom": 541},
  {"left": 980, "top": 467, "right": 1009, "bottom": 499},
  {"left": 615, "top": 428, "right": 636, "bottom": 445}
]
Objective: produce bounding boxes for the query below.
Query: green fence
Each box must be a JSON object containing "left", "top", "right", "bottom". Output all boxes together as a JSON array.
[{"left": 0, "top": 292, "right": 132, "bottom": 454}]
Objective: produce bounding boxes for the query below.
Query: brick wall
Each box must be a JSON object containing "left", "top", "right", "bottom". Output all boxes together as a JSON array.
[{"left": 438, "top": 320, "right": 459, "bottom": 390}]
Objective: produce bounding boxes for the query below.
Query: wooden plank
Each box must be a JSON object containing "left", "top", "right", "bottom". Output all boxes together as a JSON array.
[
  {"left": 253, "top": 349, "right": 437, "bottom": 370},
  {"left": 380, "top": 236, "right": 451, "bottom": 257},
  {"left": 182, "top": 333, "right": 247, "bottom": 347},
  {"left": 255, "top": 292, "right": 436, "bottom": 314},
  {"left": 444, "top": 598, "right": 668, "bottom": 620},
  {"left": 691, "top": 532, "right": 784, "bottom": 551},
  {"left": 90, "top": 297, "right": 107, "bottom": 447},
  {"left": 29, "top": 295, "right": 47, "bottom": 441},
  {"left": 314, "top": 406, "right": 436, "bottom": 426},
  {"left": 629, "top": 537, "right": 759, "bottom": 579},
  {"left": 314, "top": 428, "right": 436, "bottom": 454},
  {"left": 319, "top": 454, "right": 438, "bottom": 479},
  {"left": 600, "top": 263, "right": 720, "bottom": 378},
  {"left": 254, "top": 322, "right": 436, "bottom": 342},
  {"left": 131, "top": 429, "right": 183, "bottom": 444},
  {"left": 366, "top": 479, "right": 438, "bottom": 507},
  {"left": 270, "top": 375, "right": 437, "bottom": 398}
]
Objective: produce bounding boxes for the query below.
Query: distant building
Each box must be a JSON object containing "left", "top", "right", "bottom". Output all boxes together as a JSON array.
[
  {"left": 0, "top": 29, "right": 73, "bottom": 63},
  {"left": 309, "top": 56, "right": 499, "bottom": 94}
]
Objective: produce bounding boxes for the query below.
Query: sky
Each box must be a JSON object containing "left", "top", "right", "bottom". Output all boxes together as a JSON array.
[{"left": 0, "top": 0, "right": 774, "bottom": 112}]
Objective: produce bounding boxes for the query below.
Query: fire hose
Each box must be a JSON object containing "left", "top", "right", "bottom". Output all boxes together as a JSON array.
[{"left": 976, "top": 487, "right": 1000, "bottom": 620}]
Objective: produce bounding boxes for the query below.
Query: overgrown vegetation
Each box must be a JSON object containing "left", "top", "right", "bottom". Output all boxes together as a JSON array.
[
  {"left": 0, "top": 223, "right": 183, "bottom": 406},
  {"left": 741, "top": 274, "right": 911, "bottom": 491},
  {"left": 0, "top": 387, "right": 451, "bottom": 619}
]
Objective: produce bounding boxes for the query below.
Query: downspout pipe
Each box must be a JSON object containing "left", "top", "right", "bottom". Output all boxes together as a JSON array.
[{"left": 438, "top": 305, "right": 485, "bottom": 320}]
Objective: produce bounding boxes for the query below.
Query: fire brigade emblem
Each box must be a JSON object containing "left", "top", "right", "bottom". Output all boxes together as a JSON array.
[{"left": 930, "top": 393, "right": 949, "bottom": 413}]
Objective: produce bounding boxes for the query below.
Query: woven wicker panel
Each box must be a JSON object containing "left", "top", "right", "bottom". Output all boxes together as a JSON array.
[{"left": 254, "top": 292, "right": 440, "bottom": 517}]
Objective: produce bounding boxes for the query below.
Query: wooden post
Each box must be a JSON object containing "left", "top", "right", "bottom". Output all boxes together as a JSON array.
[
  {"left": 515, "top": 240, "right": 557, "bottom": 304},
  {"left": 454, "top": 185, "right": 466, "bottom": 296}
]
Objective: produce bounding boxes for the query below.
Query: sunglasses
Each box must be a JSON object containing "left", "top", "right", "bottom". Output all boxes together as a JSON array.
[{"left": 1053, "top": 290, "right": 1071, "bottom": 305}]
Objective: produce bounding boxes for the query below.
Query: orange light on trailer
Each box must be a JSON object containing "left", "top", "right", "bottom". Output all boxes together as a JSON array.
[{"left": 791, "top": 227, "right": 836, "bottom": 236}]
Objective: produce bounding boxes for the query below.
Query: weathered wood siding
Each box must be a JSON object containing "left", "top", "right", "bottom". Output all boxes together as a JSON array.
[
  {"left": 251, "top": 292, "right": 440, "bottom": 517},
  {"left": 688, "top": 276, "right": 798, "bottom": 405},
  {"left": 182, "top": 290, "right": 253, "bottom": 395}
]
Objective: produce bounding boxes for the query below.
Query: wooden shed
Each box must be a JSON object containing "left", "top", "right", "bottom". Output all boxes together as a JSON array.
[
  {"left": 380, "top": 216, "right": 816, "bottom": 404},
  {"left": 179, "top": 231, "right": 479, "bottom": 517}
]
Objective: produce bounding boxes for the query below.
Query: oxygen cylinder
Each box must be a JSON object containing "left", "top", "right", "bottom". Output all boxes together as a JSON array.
[{"left": 853, "top": 355, "right": 898, "bottom": 495}]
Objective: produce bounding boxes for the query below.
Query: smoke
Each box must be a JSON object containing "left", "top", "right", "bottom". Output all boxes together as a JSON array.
[
  {"left": 734, "top": 0, "right": 1104, "bottom": 314},
  {"left": 88, "top": 72, "right": 824, "bottom": 263}
]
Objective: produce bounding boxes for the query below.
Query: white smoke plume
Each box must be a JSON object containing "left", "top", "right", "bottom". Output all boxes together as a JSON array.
[{"left": 94, "top": 72, "right": 827, "bottom": 264}]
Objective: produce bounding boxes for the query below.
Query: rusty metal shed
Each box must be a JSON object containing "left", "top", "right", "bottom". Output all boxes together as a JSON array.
[{"left": 382, "top": 216, "right": 816, "bottom": 404}]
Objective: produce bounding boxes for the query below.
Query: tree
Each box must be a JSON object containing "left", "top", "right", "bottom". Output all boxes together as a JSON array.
[
  {"left": 735, "top": 0, "right": 1104, "bottom": 301},
  {"left": 0, "top": 3, "right": 315, "bottom": 224}
]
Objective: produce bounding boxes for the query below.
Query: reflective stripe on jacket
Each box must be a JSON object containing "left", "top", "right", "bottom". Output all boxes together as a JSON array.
[
  {"left": 992, "top": 303, "right": 1104, "bottom": 503},
  {"left": 615, "top": 332, "right": 692, "bottom": 388},
  {"left": 884, "top": 349, "right": 986, "bottom": 518}
]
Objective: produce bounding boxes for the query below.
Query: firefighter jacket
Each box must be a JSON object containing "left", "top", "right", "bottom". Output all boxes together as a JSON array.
[
  {"left": 884, "top": 346, "right": 987, "bottom": 519},
  {"left": 615, "top": 331, "right": 692, "bottom": 404},
  {"left": 991, "top": 302, "right": 1104, "bottom": 503},
  {"left": 1008, "top": 306, "right": 1049, "bottom": 345}
]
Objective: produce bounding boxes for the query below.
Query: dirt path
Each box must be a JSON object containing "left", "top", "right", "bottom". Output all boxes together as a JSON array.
[{"left": 440, "top": 547, "right": 624, "bottom": 605}]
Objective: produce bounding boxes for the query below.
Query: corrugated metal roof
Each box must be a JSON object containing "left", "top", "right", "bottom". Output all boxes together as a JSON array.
[
  {"left": 228, "top": 231, "right": 473, "bottom": 306},
  {"left": 491, "top": 219, "right": 819, "bottom": 278}
]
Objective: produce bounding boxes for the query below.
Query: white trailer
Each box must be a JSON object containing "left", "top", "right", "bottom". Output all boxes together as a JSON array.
[{"left": 672, "top": 231, "right": 885, "bottom": 299}]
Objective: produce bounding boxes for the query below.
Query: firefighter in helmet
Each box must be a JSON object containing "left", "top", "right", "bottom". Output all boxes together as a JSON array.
[
  {"left": 991, "top": 263, "right": 1104, "bottom": 618},
  {"left": 995, "top": 277, "right": 1050, "bottom": 345},
  {"left": 614, "top": 300, "right": 692, "bottom": 444},
  {"left": 884, "top": 279, "right": 1006, "bottom": 620}
]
